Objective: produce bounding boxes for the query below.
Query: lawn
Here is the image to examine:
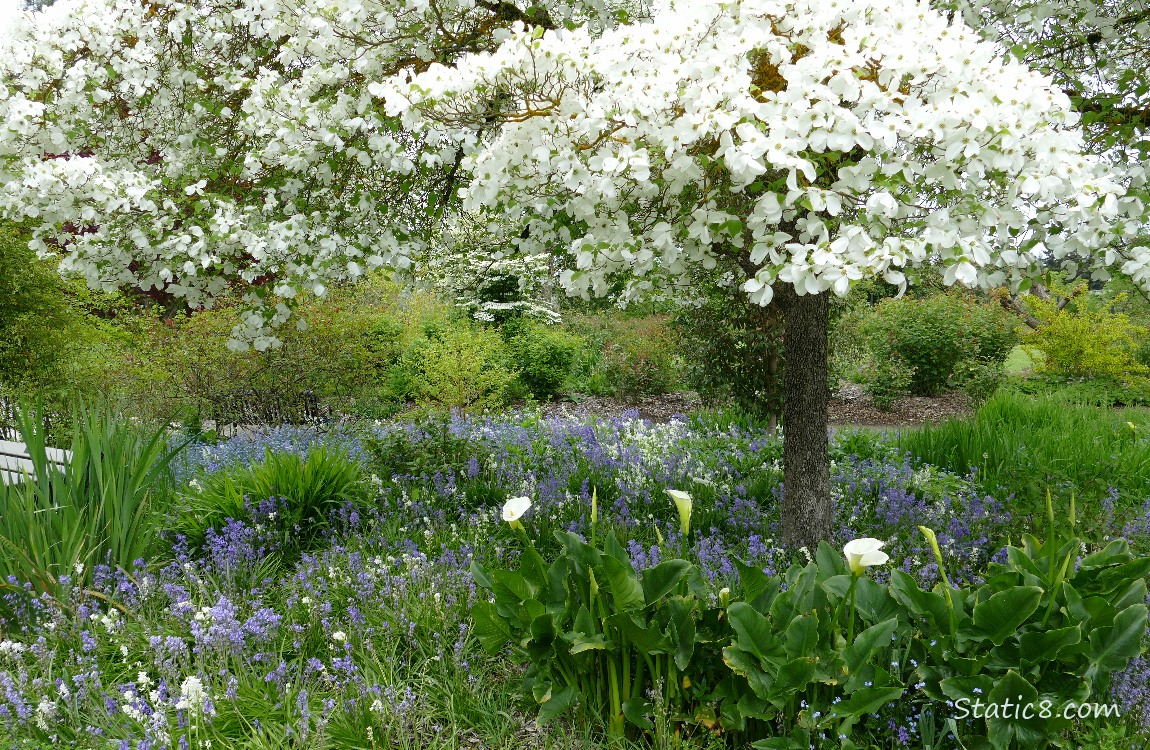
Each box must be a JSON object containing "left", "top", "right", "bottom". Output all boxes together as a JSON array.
[{"left": 0, "top": 402, "right": 1148, "bottom": 749}]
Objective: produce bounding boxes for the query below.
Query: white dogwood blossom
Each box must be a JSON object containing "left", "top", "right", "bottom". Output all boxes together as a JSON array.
[
  {"left": 388, "top": 0, "right": 1147, "bottom": 306},
  {"left": 0, "top": 0, "right": 628, "bottom": 347}
]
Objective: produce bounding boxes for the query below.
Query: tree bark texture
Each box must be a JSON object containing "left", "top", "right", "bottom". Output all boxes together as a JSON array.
[{"left": 780, "top": 289, "right": 833, "bottom": 550}]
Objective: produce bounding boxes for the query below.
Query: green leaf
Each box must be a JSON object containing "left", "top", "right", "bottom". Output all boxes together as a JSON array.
[
  {"left": 492, "top": 569, "right": 537, "bottom": 606},
  {"left": 640, "top": 559, "right": 691, "bottom": 605},
  {"left": 1114, "top": 578, "right": 1149, "bottom": 611},
  {"left": 986, "top": 670, "right": 1047, "bottom": 750},
  {"left": 622, "top": 697, "right": 654, "bottom": 730},
  {"left": 601, "top": 555, "right": 645, "bottom": 610},
  {"left": 1078, "top": 540, "right": 1132, "bottom": 570},
  {"left": 783, "top": 613, "right": 819, "bottom": 659},
  {"left": 728, "top": 602, "right": 784, "bottom": 663},
  {"left": 1081, "top": 558, "right": 1150, "bottom": 597},
  {"left": 843, "top": 618, "right": 899, "bottom": 689},
  {"left": 471, "top": 601, "right": 512, "bottom": 654},
  {"left": 602, "top": 529, "right": 632, "bottom": 569},
  {"left": 470, "top": 560, "right": 494, "bottom": 590},
  {"left": 565, "top": 631, "right": 613, "bottom": 654},
  {"left": 1019, "top": 625, "right": 1080, "bottom": 664},
  {"left": 542, "top": 556, "right": 570, "bottom": 610},
  {"left": 831, "top": 686, "right": 904, "bottom": 719},
  {"left": 529, "top": 613, "right": 556, "bottom": 649},
  {"left": 536, "top": 684, "right": 579, "bottom": 724},
  {"left": 815, "top": 541, "right": 848, "bottom": 578},
  {"left": 770, "top": 658, "right": 817, "bottom": 703},
  {"left": 821, "top": 574, "right": 853, "bottom": 600},
  {"left": 671, "top": 610, "right": 696, "bottom": 671},
  {"left": 889, "top": 571, "right": 951, "bottom": 631},
  {"left": 723, "top": 645, "right": 775, "bottom": 699},
  {"left": 940, "top": 674, "right": 995, "bottom": 705},
  {"left": 607, "top": 612, "right": 668, "bottom": 654},
  {"left": 972, "top": 586, "right": 1042, "bottom": 645},
  {"left": 574, "top": 604, "right": 596, "bottom": 639},
  {"left": 770, "top": 564, "right": 817, "bottom": 623},
  {"left": 735, "top": 558, "right": 780, "bottom": 613},
  {"left": 853, "top": 577, "right": 901, "bottom": 624},
  {"left": 518, "top": 540, "right": 550, "bottom": 589},
  {"left": 553, "top": 530, "right": 600, "bottom": 570},
  {"left": 1086, "top": 604, "right": 1148, "bottom": 680},
  {"left": 752, "top": 734, "right": 808, "bottom": 750}
]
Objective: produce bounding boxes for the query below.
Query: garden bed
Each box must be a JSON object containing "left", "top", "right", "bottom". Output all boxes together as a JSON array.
[{"left": 0, "top": 407, "right": 1147, "bottom": 748}]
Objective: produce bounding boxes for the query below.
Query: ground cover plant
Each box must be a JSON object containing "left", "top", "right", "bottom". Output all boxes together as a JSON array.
[{"left": 1, "top": 407, "right": 1148, "bottom": 749}]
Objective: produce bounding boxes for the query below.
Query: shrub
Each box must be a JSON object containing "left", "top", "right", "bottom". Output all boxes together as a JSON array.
[
  {"left": 947, "top": 357, "right": 1006, "bottom": 402},
  {"left": 395, "top": 320, "right": 518, "bottom": 412},
  {"left": 671, "top": 286, "right": 784, "bottom": 421},
  {"left": 1023, "top": 293, "right": 1148, "bottom": 379},
  {"left": 596, "top": 316, "right": 681, "bottom": 403},
  {"left": 0, "top": 223, "right": 84, "bottom": 390},
  {"left": 863, "top": 354, "right": 916, "bottom": 410},
  {"left": 859, "top": 293, "right": 1019, "bottom": 396},
  {"left": 506, "top": 319, "right": 584, "bottom": 400},
  {"left": 0, "top": 223, "right": 121, "bottom": 437},
  {"left": 99, "top": 278, "right": 417, "bottom": 425}
]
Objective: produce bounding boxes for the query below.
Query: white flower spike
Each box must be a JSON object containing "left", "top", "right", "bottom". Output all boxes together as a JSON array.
[{"left": 843, "top": 538, "right": 890, "bottom": 575}]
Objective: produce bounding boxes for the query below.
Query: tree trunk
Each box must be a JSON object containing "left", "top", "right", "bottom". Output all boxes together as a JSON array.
[{"left": 780, "top": 289, "right": 833, "bottom": 550}]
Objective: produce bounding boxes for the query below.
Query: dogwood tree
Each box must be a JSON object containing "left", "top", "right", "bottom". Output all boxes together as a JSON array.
[
  {"left": 946, "top": 0, "right": 1150, "bottom": 307},
  {"left": 1, "top": 0, "right": 1145, "bottom": 546},
  {"left": 385, "top": 0, "right": 1145, "bottom": 546}
]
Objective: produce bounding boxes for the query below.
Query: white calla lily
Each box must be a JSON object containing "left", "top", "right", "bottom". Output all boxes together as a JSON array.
[
  {"left": 666, "top": 489, "right": 693, "bottom": 538},
  {"left": 843, "top": 538, "right": 889, "bottom": 575},
  {"left": 502, "top": 496, "right": 532, "bottom": 530}
]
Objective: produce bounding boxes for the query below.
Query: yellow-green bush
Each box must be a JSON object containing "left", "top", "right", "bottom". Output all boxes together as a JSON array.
[
  {"left": 395, "top": 321, "right": 518, "bottom": 413},
  {"left": 1024, "top": 294, "right": 1149, "bottom": 378}
]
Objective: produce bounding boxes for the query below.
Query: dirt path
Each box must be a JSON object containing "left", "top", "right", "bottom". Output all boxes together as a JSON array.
[{"left": 532, "top": 388, "right": 974, "bottom": 430}]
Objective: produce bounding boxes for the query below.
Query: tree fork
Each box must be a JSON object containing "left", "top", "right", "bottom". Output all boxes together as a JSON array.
[{"left": 780, "top": 288, "right": 833, "bottom": 550}]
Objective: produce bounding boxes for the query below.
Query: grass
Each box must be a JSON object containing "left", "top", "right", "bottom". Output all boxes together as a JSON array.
[
  {"left": 898, "top": 391, "right": 1150, "bottom": 529},
  {"left": 1004, "top": 344, "right": 1042, "bottom": 374}
]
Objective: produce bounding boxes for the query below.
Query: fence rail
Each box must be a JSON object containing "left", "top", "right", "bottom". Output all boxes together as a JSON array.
[{"left": 0, "top": 389, "right": 330, "bottom": 440}]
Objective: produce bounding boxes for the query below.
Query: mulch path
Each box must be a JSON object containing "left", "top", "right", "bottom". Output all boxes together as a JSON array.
[
  {"left": 537, "top": 391, "right": 703, "bottom": 424},
  {"left": 531, "top": 387, "right": 973, "bottom": 429},
  {"left": 828, "top": 384, "right": 974, "bottom": 429}
]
